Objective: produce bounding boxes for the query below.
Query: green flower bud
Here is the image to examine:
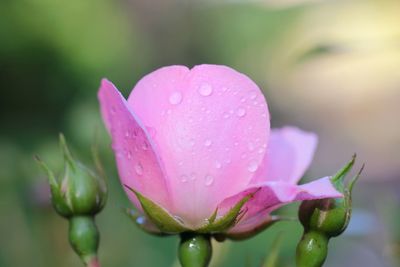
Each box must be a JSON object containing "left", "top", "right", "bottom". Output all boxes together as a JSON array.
[
  {"left": 178, "top": 233, "right": 212, "bottom": 267},
  {"left": 36, "top": 134, "right": 107, "bottom": 217},
  {"left": 296, "top": 155, "right": 364, "bottom": 267},
  {"left": 298, "top": 155, "right": 363, "bottom": 237},
  {"left": 36, "top": 134, "right": 107, "bottom": 266}
]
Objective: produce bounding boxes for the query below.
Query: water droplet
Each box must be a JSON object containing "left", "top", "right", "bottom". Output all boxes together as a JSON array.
[
  {"left": 136, "top": 216, "right": 146, "bottom": 225},
  {"left": 258, "top": 148, "right": 264, "bottom": 154},
  {"left": 249, "top": 92, "right": 257, "bottom": 100},
  {"left": 236, "top": 107, "right": 246, "bottom": 117},
  {"left": 198, "top": 83, "right": 213, "bottom": 96},
  {"left": 174, "top": 216, "right": 185, "bottom": 224},
  {"left": 180, "top": 174, "right": 188, "bottom": 183},
  {"left": 225, "top": 158, "right": 232, "bottom": 164},
  {"left": 204, "top": 139, "right": 212, "bottom": 147},
  {"left": 142, "top": 141, "right": 149, "bottom": 150},
  {"left": 111, "top": 106, "right": 117, "bottom": 114},
  {"left": 223, "top": 112, "right": 230, "bottom": 119},
  {"left": 189, "top": 173, "right": 196, "bottom": 180},
  {"left": 215, "top": 161, "right": 222, "bottom": 169},
  {"left": 234, "top": 142, "right": 239, "bottom": 146},
  {"left": 247, "top": 161, "right": 258, "bottom": 172},
  {"left": 127, "top": 151, "right": 132, "bottom": 160},
  {"left": 240, "top": 97, "right": 246, "bottom": 103},
  {"left": 125, "top": 131, "right": 130, "bottom": 138},
  {"left": 205, "top": 175, "right": 214, "bottom": 186},
  {"left": 135, "top": 163, "right": 143, "bottom": 175},
  {"left": 221, "top": 86, "right": 228, "bottom": 92},
  {"left": 169, "top": 91, "right": 182, "bottom": 105},
  {"left": 262, "top": 143, "right": 267, "bottom": 148},
  {"left": 206, "top": 109, "right": 211, "bottom": 114},
  {"left": 248, "top": 142, "right": 255, "bottom": 151}
]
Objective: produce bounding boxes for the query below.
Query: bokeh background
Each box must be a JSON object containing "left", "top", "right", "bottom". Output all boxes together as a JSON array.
[{"left": 1, "top": 0, "right": 399, "bottom": 266}]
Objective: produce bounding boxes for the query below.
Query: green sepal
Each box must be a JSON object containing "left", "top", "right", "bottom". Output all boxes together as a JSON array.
[
  {"left": 196, "top": 190, "right": 258, "bottom": 234},
  {"left": 125, "top": 185, "right": 188, "bottom": 234},
  {"left": 34, "top": 155, "right": 72, "bottom": 217},
  {"left": 220, "top": 215, "right": 283, "bottom": 241},
  {"left": 124, "top": 207, "right": 169, "bottom": 236},
  {"left": 330, "top": 154, "right": 356, "bottom": 192}
]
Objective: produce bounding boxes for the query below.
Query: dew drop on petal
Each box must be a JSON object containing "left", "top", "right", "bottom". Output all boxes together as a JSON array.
[
  {"left": 135, "top": 163, "right": 143, "bottom": 175},
  {"left": 189, "top": 173, "right": 196, "bottom": 181},
  {"left": 215, "top": 161, "right": 222, "bottom": 169},
  {"left": 249, "top": 92, "right": 257, "bottom": 100},
  {"left": 236, "top": 107, "right": 246, "bottom": 117},
  {"left": 142, "top": 141, "right": 149, "bottom": 150},
  {"left": 221, "top": 86, "right": 228, "bottom": 92},
  {"left": 204, "top": 139, "right": 212, "bottom": 147},
  {"left": 169, "top": 91, "right": 182, "bottom": 105},
  {"left": 205, "top": 175, "right": 214, "bottom": 186},
  {"left": 247, "top": 161, "right": 258, "bottom": 173},
  {"left": 248, "top": 142, "right": 255, "bottom": 151},
  {"left": 180, "top": 174, "right": 188, "bottom": 183},
  {"left": 127, "top": 151, "right": 132, "bottom": 160},
  {"left": 258, "top": 148, "right": 264, "bottom": 154},
  {"left": 198, "top": 83, "right": 213, "bottom": 96}
]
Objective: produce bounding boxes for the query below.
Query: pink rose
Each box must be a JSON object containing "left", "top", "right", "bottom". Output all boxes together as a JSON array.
[{"left": 98, "top": 64, "right": 341, "bottom": 237}]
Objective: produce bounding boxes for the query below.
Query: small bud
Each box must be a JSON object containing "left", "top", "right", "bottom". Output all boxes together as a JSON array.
[
  {"left": 178, "top": 233, "right": 212, "bottom": 267},
  {"left": 36, "top": 134, "right": 107, "bottom": 217},
  {"left": 36, "top": 134, "right": 107, "bottom": 266},
  {"left": 298, "top": 155, "right": 363, "bottom": 237},
  {"left": 296, "top": 155, "right": 364, "bottom": 267}
]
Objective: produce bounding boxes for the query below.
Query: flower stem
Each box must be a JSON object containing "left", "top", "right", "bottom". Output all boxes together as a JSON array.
[{"left": 178, "top": 233, "right": 212, "bottom": 267}]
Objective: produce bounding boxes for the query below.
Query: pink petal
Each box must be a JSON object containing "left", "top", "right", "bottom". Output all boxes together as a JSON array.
[
  {"left": 127, "top": 65, "right": 270, "bottom": 227},
  {"left": 251, "top": 127, "right": 318, "bottom": 185},
  {"left": 227, "top": 208, "right": 274, "bottom": 234},
  {"left": 218, "top": 176, "right": 342, "bottom": 230},
  {"left": 98, "top": 79, "right": 172, "bottom": 212}
]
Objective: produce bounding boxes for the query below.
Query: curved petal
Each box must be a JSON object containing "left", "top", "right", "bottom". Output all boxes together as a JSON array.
[
  {"left": 217, "top": 176, "right": 342, "bottom": 228},
  {"left": 127, "top": 65, "right": 270, "bottom": 226},
  {"left": 251, "top": 127, "right": 318, "bottom": 185},
  {"left": 98, "top": 79, "right": 172, "bottom": 212}
]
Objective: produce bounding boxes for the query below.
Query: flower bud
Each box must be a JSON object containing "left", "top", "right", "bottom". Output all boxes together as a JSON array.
[
  {"left": 296, "top": 155, "right": 363, "bottom": 267},
  {"left": 36, "top": 134, "right": 107, "bottom": 217},
  {"left": 36, "top": 134, "right": 107, "bottom": 266},
  {"left": 298, "top": 155, "right": 363, "bottom": 237}
]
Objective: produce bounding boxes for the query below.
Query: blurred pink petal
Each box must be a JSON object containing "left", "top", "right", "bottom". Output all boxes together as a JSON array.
[
  {"left": 98, "top": 79, "right": 172, "bottom": 211},
  {"left": 251, "top": 126, "right": 318, "bottom": 184},
  {"left": 127, "top": 65, "right": 269, "bottom": 226}
]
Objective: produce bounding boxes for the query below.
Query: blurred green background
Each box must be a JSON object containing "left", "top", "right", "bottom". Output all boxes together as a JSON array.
[{"left": 1, "top": 0, "right": 399, "bottom": 266}]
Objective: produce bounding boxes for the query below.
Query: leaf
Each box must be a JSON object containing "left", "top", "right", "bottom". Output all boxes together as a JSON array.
[{"left": 125, "top": 185, "right": 188, "bottom": 234}]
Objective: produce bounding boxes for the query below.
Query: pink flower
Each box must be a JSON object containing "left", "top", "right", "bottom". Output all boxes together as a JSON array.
[{"left": 98, "top": 65, "right": 341, "bottom": 236}]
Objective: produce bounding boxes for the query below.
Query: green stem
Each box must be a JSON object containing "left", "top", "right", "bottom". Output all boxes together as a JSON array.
[
  {"left": 296, "top": 231, "right": 328, "bottom": 267},
  {"left": 178, "top": 233, "right": 212, "bottom": 267},
  {"left": 68, "top": 216, "right": 100, "bottom": 266}
]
